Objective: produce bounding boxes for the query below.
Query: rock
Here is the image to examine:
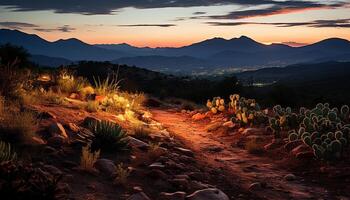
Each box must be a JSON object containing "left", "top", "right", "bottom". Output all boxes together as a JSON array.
[
  {"left": 284, "top": 140, "right": 303, "bottom": 152},
  {"left": 32, "top": 136, "right": 46, "bottom": 145},
  {"left": 264, "top": 139, "right": 282, "bottom": 150},
  {"left": 174, "top": 174, "right": 190, "bottom": 180},
  {"left": 192, "top": 113, "right": 206, "bottom": 121},
  {"left": 222, "top": 121, "right": 234, "bottom": 128},
  {"left": 291, "top": 144, "right": 311, "bottom": 156},
  {"left": 296, "top": 151, "right": 314, "bottom": 160},
  {"left": 133, "top": 186, "right": 143, "bottom": 192},
  {"left": 49, "top": 123, "right": 68, "bottom": 138},
  {"left": 147, "top": 169, "right": 168, "bottom": 180},
  {"left": 149, "top": 162, "right": 165, "bottom": 169},
  {"left": 94, "top": 159, "right": 116, "bottom": 176},
  {"left": 186, "top": 188, "right": 229, "bottom": 200},
  {"left": 205, "top": 122, "right": 222, "bottom": 132},
  {"left": 40, "top": 111, "right": 57, "bottom": 119},
  {"left": 127, "top": 192, "right": 151, "bottom": 200},
  {"left": 43, "top": 165, "right": 63, "bottom": 176},
  {"left": 63, "top": 160, "right": 78, "bottom": 168},
  {"left": 249, "top": 182, "right": 262, "bottom": 191},
  {"left": 69, "top": 93, "right": 79, "bottom": 99},
  {"left": 44, "top": 146, "right": 57, "bottom": 153},
  {"left": 47, "top": 136, "right": 65, "bottom": 148},
  {"left": 170, "top": 178, "right": 189, "bottom": 190},
  {"left": 67, "top": 123, "right": 80, "bottom": 132},
  {"left": 128, "top": 136, "right": 149, "bottom": 150},
  {"left": 190, "top": 181, "right": 212, "bottom": 191},
  {"left": 174, "top": 147, "right": 194, "bottom": 157},
  {"left": 143, "top": 98, "right": 162, "bottom": 107},
  {"left": 242, "top": 128, "right": 261, "bottom": 136},
  {"left": 159, "top": 191, "right": 186, "bottom": 200},
  {"left": 284, "top": 174, "right": 297, "bottom": 181}
]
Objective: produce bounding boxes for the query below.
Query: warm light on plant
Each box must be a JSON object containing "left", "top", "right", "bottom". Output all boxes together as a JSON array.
[{"left": 80, "top": 145, "right": 100, "bottom": 172}]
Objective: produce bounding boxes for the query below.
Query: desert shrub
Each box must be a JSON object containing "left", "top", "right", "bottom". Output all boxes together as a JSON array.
[
  {"left": 113, "top": 163, "right": 131, "bottom": 186},
  {"left": 93, "top": 74, "right": 121, "bottom": 96},
  {"left": 119, "top": 92, "right": 146, "bottom": 111},
  {"left": 86, "top": 101, "right": 99, "bottom": 112},
  {"left": 87, "top": 120, "right": 129, "bottom": 152},
  {"left": 58, "top": 75, "right": 89, "bottom": 94},
  {"left": 43, "top": 90, "right": 64, "bottom": 105},
  {"left": 0, "top": 141, "right": 17, "bottom": 162},
  {"left": 80, "top": 145, "right": 100, "bottom": 172},
  {"left": 245, "top": 139, "right": 264, "bottom": 154},
  {"left": 0, "top": 106, "right": 37, "bottom": 144},
  {"left": 131, "top": 126, "right": 152, "bottom": 140},
  {"left": 0, "top": 161, "right": 65, "bottom": 200},
  {"left": 0, "top": 64, "right": 30, "bottom": 99}
]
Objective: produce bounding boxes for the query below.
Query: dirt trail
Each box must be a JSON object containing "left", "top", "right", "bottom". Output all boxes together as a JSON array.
[{"left": 151, "top": 109, "right": 329, "bottom": 200}]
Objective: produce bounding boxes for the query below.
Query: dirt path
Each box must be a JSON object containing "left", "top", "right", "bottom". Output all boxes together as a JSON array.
[{"left": 151, "top": 109, "right": 330, "bottom": 200}]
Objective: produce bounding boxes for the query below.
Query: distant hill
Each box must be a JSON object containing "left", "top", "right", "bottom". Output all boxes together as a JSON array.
[
  {"left": 2, "top": 29, "right": 350, "bottom": 72},
  {"left": 30, "top": 54, "right": 72, "bottom": 67},
  {"left": 0, "top": 29, "right": 129, "bottom": 61},
  {"left": 236, "top": 61, "right": 350, "bottom": 85}
]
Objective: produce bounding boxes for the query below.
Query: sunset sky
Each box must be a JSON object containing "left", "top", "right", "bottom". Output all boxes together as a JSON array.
[{"left": 0, "top": 0, "right": 349, "bottom": 47}]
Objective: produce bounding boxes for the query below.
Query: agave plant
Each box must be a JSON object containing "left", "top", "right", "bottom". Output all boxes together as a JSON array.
[
  {"left": 87, "top": 120, "right": 129, "bottom": 152},
  {"left": 0, "top": 141, "right": 17, "bottom": 163}
]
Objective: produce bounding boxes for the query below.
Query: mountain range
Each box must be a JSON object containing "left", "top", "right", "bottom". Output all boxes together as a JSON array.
[{"left": 1, "top": 29, "right": 350, "bottom": 73}]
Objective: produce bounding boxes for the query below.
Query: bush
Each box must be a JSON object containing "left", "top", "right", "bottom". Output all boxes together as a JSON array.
[
  {"left": 80, "top": 145, "right": 100, "bottom": 172},
  {"left": 0, "top": 105, "right": 37, "bottom": 144},
  {"left": 86, "top": 101, "right": 99, "bottom": 113},
  {"left": 87, "top": 120, "right": 129, "bottom": 152},
  {"left": 0, "top": 161, "right": 64, "bottom": 199},
  {"left": 113, "top": 163, "right": 131, "bottom": 186}
]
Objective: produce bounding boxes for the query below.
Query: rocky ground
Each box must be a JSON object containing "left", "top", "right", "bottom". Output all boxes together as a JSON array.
[{"left": 10, "top": 98, "right": 350, "bottom": 200}]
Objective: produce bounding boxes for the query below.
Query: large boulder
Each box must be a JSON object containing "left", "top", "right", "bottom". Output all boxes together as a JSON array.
[
  {"left": 94, "top": 159, "right": 116, "bottom": 176},
  {"left": 186, "top": 188, "right": 229, "bottom": 200}
]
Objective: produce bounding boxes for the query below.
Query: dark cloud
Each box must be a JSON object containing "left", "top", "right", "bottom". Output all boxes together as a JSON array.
[
  {"left": 196, "top": 1, "right": 347, "bottom": 20},
  {"left": 1, "top": 0, "right": 345, "bottom": 15},
  {"left": 206, "top": 18, "right": 350, "bottom": 28},
  {"left": 193, "top": 11, "right": 206, "bottom": 15},
  {"left": 0, "top": 21, "right": 38, "bottom": 29},
  {"left": 118, "top": 24, "right": 176, "bottom": 27},
  {"left": 34, "top": 25, "right": 75, "bottom": 32},
  {"left": 0, "top": 0, "right": 269, "bottom": 15}
]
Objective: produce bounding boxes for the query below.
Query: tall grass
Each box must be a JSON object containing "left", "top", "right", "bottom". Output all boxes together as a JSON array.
[{"left": 93, "top": 74, "right": 121, "bottom": 96}]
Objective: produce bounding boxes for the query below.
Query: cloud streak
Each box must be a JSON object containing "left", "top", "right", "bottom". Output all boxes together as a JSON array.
[
  {"left": 0, "top": 21, "right": 38, "bottom": 29},
  {"left": 0, "top": 0, "right": 347, "bottom": 16},
  {"left": 118, "top": 24, "right": 176, "bottom": 27},
  {"left": 206, "top": 18, "right": 350, "bottom": 28},
  {"left": 34, "top": 25, "right": 76, "bottom": 32},
  {"left": 193, "top": 1, "right": 347, "bottom": 20}
]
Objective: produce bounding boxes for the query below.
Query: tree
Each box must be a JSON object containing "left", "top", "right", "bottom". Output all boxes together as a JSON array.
[{"left": 0, "top": 43, "right": 30, "bottom": 67}]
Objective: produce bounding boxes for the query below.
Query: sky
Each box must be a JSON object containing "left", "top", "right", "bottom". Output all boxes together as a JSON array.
[{"left": 0, "top": 0, "right": 349, "bottom": 47}]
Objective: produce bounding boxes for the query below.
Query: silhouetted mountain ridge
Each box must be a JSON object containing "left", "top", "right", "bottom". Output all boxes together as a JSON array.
[{"left": 1, "top": 29, "right": 350, "bottom": 73}]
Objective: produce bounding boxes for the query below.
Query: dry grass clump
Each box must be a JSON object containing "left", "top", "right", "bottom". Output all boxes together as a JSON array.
[
  {"left": 0, "top": 98, "right": 37, "bottom": 144},
  {"left": 131, "top": 126, "right": 153, "bottom": 140},
  {"left": 113, "top": 163, "right": 131, "bottom": 186},
  {"left": 245, "top": 138, "right": 264, "bottom": 154},
  {"left": 43, "top": 89, "right": 65, "bottom": 105},
  {"left": 86, "top": 101, "right": 99, "bottom": 113},
  {"left": 80, "top": 145, "right": 100, "bottom": 172},
  {"left": 93, "top": 75, "right": 121, "bottom": 96},
  {"left": 57, "top": 69, "right": 90, "bottom": 94}
]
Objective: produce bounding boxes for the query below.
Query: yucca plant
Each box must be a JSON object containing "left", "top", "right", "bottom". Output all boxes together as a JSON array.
[
  {"left": 93, "top": 74, "right": 121, "bottom": 96},
  {"left": 87, "top": 120, "right": 129, "bottom": 152},
  {"left": 0, "top": 141, "right": 17, "bottom": 163}
]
